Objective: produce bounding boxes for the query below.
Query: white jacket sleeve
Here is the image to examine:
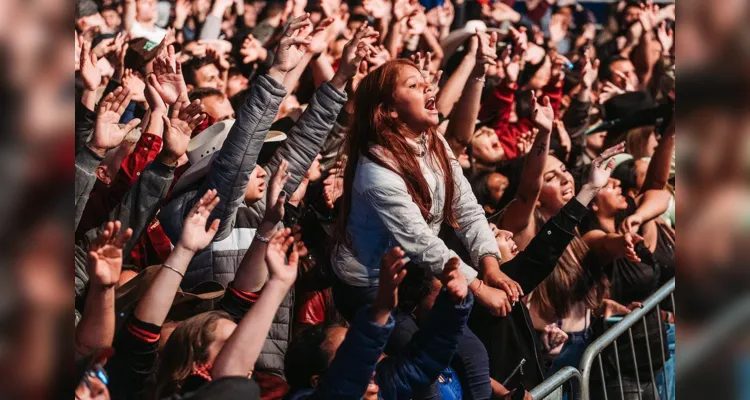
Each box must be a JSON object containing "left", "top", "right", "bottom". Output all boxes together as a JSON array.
[
  {"left": 450, "top": 158, "right": 503, "bottom": 266},
  {"left": 363, "top": 181, "right": 479, "bottom": 283}
]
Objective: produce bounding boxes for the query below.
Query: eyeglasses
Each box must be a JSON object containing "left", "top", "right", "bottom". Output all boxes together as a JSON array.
[{"left": 83, "top": 364, "right": 109, "bottom": 388}]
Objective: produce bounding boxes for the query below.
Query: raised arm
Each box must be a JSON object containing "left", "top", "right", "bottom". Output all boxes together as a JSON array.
[
  {"left": 314, "top": 247, "right": 406, "bottom": 399},
  {"left": 211, "top": 228, "right": 299, "bottom": 379},
  {"left": 497, "top": 92, "right": 554, "bottom": 240},
  {"left": 444, "top": 31, "right": 497, "bottom": 156},
  {"left": 75, "top": 222, "right": 133, "bottom": 356},
  {"left": 134, "top": 190, "right": 221, "bottom": 325},
  {"left": 262, "top": 24, "right": 375, "bottom": 196},
  {"left": 181, "top": 17, "right": 313, "bottom": 241},
  {"left": 232, "top": 161, "right": 290, "bottom": 293},
  {"left": 435, "top": 36, "right": 476, "bottom": 119},
  {"left": 76, "top": 87, "right": 141, "bottom": 230},
  {"left": 198, "top": 0, "right": 233, "bottom": 40},
  {"left": 640, "top": 116, "right": 674, "bottom": 193},
  {"left": 123, "top": 0, "right": 136, "bottom": 32}
]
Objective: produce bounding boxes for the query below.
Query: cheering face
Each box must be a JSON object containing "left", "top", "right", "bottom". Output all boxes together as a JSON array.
[
  {"left": 390, "top": 66, "right": 439, "bottom": 132},
  {"left": 495, "top": 229, "right": 519, "bottom": 261},
  {"left": 202, "top": 94, "right": 235, "bottom": 122},
  {"left": 472, "top": 127, "right": 505, "bottom": 164},
  {"left": 244, "top": 165, "right": 268, "bottom": 203},
  {"left": 136, "top": 0, "right": 158, "bottom": 24},
  {"left": 593, "top": 178, "right": 629, "bottom": 216},
  {"left": 538, "top": 155, "right": 575, "bottom": 216},
  {"left": 194, "top": 64, "right": 225, "bottom": 92},
  {"left": 609, "top": 59, "right": 639, "bottom": 90}
]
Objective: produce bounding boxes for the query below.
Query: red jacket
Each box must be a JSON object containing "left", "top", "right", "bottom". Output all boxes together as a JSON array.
[{"left": 479, "top": 81, "right": 563, "bottom": 160}]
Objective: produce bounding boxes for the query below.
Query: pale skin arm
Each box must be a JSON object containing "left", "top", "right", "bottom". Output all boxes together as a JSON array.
[
  {"left": 499, "top": 93, "right": 554, "bottom": 238},
  {"left": 123, "top": 0, "right": 136, "bottom": 32},
  {"left": 435, "top": 45, "right": 476, "bottom": 118},
  {"left": 75, "top": 222, "right": 133, "bottom": 356},
  {"left": 134, "top": 190, "right": 221, "bottom": 325},
  {"left": 211, "top": 229, "right": 299, "bottom": 379},
  {"left": 640, "top": 118, "right": 674, "bottom": 193},
  {"left": 444, "top": 32, "right": 496, "bottom": 156},
  {"left": 233, "top": 161, "right": 290, "bottom": 292}
]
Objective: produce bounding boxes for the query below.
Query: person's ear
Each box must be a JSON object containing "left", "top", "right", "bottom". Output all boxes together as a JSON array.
[
  {"left": 310, "top": 375, "right": 320, "bottom": 389},
  {"left": 95, "top": 165, "right": 112, "bottom": 185},
  {"left": 388, "top": 106, "right": 398, "bottom": 120},
  {"left": 591, "top": 202, "right": 599, "bottom": 212}
]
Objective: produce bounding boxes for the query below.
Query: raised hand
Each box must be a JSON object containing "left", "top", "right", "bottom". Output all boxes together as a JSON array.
[
  {"left": 502, "top": 46, "right": 521, "bottom": 84},
  {"left": 617, "top": 232, "right": 644, "bottom": 262},
  {"left": 145, "top": 75, "right": 168, "bottom": 115},
  {"left": 331, "top": 22, "right": 379, "bottom": 89},
  {"left": 307, "top": 17, "right": 335, "bottom": 55},
  {"left": 375, "top": 247, "right": 408, "bottom": 313},
  {"left": 476, "top": 284, "right": 513, "bottom": 317},
  {"left": 363, "top": 0, "right": 390, "bottom": 20},
  {"left": 587, "top": 141, "right": 625, "bottom": 189},
  {"left": 530, "top": 90, "right": 554, "bottom": 133},
  {"left": 265, "top": 228, "right": 300, "bottom": 287},
  {"left": 406, "top": 6, "right": 427, "bottom": 36},
  {"left": 483, "top": 1, "right": 519, "bottom": 24},
  {"left": 160, "top": 99, "right": 206, "bottom": 165},
  {"left": 392, "top": 0, "right": 417, "bottom": 22},
  {"left": 474, "top": 30, "right": 498, "bottom": 74},
  {"left": 554, "top": 120, "right": 571, "bottom": 157},
  {"left": 179, "top": 189, "right": 221, "bottom": 252},
  {"left": 151, "top": 45, "right": 188, "bottom": 105},
  {"left": 657, "top": 22, "right": 674, "bottom": 55},
  {"left": 87, "top": 221, "right": 133, "bottom": 288},
  {"left": 580, "top": 55, "right": 600, "bottom": 89},
  {"left": 548, "top": 13, "right": 567, "bottom": 44},
  {"left": 508, "top": 25, "right": 528, "bottom": 56},
  {"left": 122, "top": 69, "right": 146, "bottom": 103},
  {"left": 365, "top": 45, "right": 390, "bottom": 70},
  {"left": 80, "top": 39, "right": 102, "bottom": 91},
  {"left": 271, "top": 14, "right": 314, "bottom": 74},
  {"left": 441, "top": 258, "right": 469, "bottom": 303},
  {"left": 91, "top": 87, "right": 142, "bottom": 156},
  {"left": 206, "top": 47, "right": 230, "bottom": 71},
  {"left": 483, "top": 267, "right": 523, "bottom": 303},
  {"left": 323, "top": 160, "right": 345, "bottom": 208},
  {"left": 549, "top": 51, "right": 570, "bottom": 84},
  {"left": 599, "top": 81, "right": 625, "bottom": 104},
  {"left": 265, "top": 160, "right": 290, "bottom": 224},
  {"left": 240, "top": 34, "right": 267, "bottom": 64}
]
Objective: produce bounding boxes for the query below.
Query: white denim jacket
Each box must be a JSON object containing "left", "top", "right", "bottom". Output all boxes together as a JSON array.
[{"left": 332, "top": 134, "right": 502, "bottom": 287}]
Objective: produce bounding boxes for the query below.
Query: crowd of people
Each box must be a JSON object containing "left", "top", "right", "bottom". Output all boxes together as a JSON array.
[{"left": 74, "top": 0, "right": 675, "bottom": 398}]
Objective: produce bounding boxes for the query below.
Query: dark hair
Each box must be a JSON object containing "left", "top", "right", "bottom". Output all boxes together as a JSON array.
[
  {"left": 229, "top": 87, "right": 252, "bottom": 113},
  {"left": 182, "top": 57, "right": 217, "bottom": 87},
  {"left": 189, "top": 86, "right": 225, "bottom": 102},
  {"left": 336, "top": 60, "right": 459, "bottom": 246},
  {"left": 150, "top": 311, "right": 232, "bottom": 399},
  {"left": 285, "top": 321, "right": 348, "bottom": 389},
  {"left": 76, "top": 0, "right": 99, "bottom": 20},
  {"left": 611, "top": 158, "right": 638, "bottom": 195}
]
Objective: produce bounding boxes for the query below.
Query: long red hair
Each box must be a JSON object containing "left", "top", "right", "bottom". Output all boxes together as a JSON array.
[{"left": 335, "top": 60, "right": 458, "bottom": 245}]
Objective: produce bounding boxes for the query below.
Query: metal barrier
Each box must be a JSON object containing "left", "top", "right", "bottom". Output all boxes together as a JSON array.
[
  {"left": 578, "top": 278, "right": 675, "bottom": 400},
  {"left": 530, "top": 366, "right": 583, "bottom": 400}
]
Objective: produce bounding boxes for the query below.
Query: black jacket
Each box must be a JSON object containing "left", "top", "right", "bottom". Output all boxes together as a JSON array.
[{"left": 468, "top": 198, "right": 590, "bottom": 390}]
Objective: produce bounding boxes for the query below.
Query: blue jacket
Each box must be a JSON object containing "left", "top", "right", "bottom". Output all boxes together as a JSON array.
[{"left": 292, "top": 288, "right": 473, "bottom": 400}]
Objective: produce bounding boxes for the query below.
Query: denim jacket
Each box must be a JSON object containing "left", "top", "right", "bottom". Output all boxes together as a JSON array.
[{"left": 332, "top": 134, "right": 501, "bottom": 287}]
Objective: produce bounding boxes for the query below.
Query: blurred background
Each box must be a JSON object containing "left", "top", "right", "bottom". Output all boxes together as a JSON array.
[{"left": 0, "top": 0, "right": 747, "bottom": 397}]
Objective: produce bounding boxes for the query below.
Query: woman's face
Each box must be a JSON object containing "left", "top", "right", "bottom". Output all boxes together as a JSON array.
[
  {"left": 490, "top": 224, "right": 519, "bottom": 261},
  {"left": 136, "top": 0, "right": 158, "bottom": 24},
  {"left": 472, "top": 127, "right": 505, "bottom": 164},
  {"left": 538, "top": 156, "right": 575, "bottom": 216},
  {"left": 593, "top": 178, "right": 629, "bottom": 215},
  {"left": 205, "top": 318, "right": 238, "bottom": 365},
  {"left": 390, "top": 66, "right": 439, "bottom": 132},
  {"left": 244, "top": 165, "right": 268, "bottom": 202}
]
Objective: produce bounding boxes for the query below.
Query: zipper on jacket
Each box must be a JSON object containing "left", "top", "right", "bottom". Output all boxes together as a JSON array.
[
  {"left": 502, "top": 358, "right": 526, "bottom": 386},
  {"left": 519, "top": 302, "right": 545, "bottom": 379}
]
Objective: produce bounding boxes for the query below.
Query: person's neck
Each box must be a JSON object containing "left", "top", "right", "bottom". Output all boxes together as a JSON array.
[
  {"left": 137, "top": 18, "right": 156, "bottom": 29},
  {"left": 596, "top": 213, "right": 617, "bottom": 233}
]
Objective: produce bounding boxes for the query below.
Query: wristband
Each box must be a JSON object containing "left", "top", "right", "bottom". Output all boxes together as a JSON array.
[
  {"left": 162, "top": 263, "right": 185, "bottom": 279},
  {"left": 254, "top": 231, "right": 271, "bottom": 244}
]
